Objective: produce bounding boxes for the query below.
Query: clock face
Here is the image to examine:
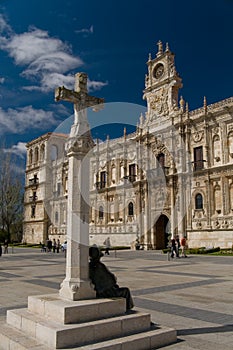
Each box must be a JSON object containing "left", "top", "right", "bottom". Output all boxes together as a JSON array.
[{"left": 153, "top": 63, "right": 164, "bottom": 79}]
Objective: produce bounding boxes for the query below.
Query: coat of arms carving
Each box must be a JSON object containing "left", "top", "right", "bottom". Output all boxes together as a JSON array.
[{"left": 150, "top": 88, "right": 169, "bottom": 115}]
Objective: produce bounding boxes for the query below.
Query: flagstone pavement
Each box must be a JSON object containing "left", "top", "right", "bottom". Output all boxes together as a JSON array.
[{"left": 0, "top": 247, "right": 232, "bottom": 349}]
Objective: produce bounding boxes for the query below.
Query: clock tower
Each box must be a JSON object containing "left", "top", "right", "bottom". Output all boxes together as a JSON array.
[{"left": 143, "top": 41, "right": 183, "bottom": 127}]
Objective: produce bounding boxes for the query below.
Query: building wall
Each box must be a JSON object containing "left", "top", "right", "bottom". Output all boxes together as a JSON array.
[
  {"left": 23, "top": 133, "right": 68, "bottom": 244},
  {"left": 23, "top": 42, "right": 233, "bottom": 249}
]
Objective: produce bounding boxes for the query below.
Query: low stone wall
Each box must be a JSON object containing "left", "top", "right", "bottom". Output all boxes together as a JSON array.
[{"left": 187, "top": 230, "right": 233, "bottom": 249}]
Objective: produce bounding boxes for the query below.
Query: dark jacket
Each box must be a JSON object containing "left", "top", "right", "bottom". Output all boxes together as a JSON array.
[{"left": 89, "top": 260, "right": 117, "bottom": 294}]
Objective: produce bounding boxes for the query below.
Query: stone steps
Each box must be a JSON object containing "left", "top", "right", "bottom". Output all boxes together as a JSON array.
[
  {"left": 0, "top": 321, "right": 50, "bottom": 350},
  {"left": 0, "top": 294, "right": 177, "bottom": 349},
  {"left": 27, "top": 294, "right": 126, "bottom": 324},
  {"left": 7, "top": 308, "right": 151, "bottom": 348},
  {"left": 0, "top": 320, "right": 176, "bottom": 350},
  {"left": 75, "top": 326, "right": 177, "bottom": 350}
]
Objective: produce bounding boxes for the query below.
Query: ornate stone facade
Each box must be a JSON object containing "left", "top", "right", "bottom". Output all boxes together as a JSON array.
[{"left": 23, "top": 42, "right": 233, "bottom": 249}]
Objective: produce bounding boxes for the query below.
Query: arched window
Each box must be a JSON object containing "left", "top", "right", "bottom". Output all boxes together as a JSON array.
[
  {"left": 157, "top": 153, "right": 165, "bottom": 168},
  {"left": 213, "top": 135, "right": 220, "bottom": 164},
  {"left": 214, "top": 184, "right": 221, "bottom": 213},
  {"left": 34, "top": 147, "right": 39, "bottom": 163},
  {"left": 230, "top": 184, "right": 233, "bottom": 210},
  {"left": 55, "top": 211, "right": 59, "bottom": 223},
  {"left": 111, "top": 166, "right": 116, "bottom": 183},
  {"left": 228, "top": 131, "right": 233, "bottom": 161},
  {"left": 99, "top": 206, "right": 104, "bottom": 219},
  {"left": 40, "top": 144, "right": 45, "bottom": 161},
  {"left": 128, "top": 202, "right": 134, "bottom": 216},
  {"left": 29, "top": 149, "right": 33, "bottom": 165},
  {"left": 50, "top": 145, "right": 58, "bottom": 161},
  {"left": 195, "top": 193, "right": 203, "bottom": 209}
]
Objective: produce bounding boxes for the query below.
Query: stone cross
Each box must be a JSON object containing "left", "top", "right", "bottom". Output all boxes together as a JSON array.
[{"left": 55, "top": 73, "right": 104, "bottom": 300}]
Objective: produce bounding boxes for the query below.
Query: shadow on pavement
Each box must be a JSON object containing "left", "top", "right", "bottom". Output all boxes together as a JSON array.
[{"left": 177, "top": 324, "right": 233, "bottom": 336}]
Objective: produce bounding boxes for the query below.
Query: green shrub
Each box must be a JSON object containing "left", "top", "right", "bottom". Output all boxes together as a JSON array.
[
  {"left": 204, "top": 247, "right": 220, "bottom": 253},
  {"left": 186, "top": 247, "right": 220, "bottom": 254},
  {"left": 162, "top": 248, "right": 170, "bottom": 254}
]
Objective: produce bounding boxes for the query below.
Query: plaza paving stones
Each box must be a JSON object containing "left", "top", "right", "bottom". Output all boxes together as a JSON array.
[{"left": 0, "top": 248, "right": 232, "bottom": 349}]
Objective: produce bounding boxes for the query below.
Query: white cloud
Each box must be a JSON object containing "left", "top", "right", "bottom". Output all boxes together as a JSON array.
[
  {"left": 0, "top": 14, "right": 107, "bottom": 136},
  {"left": 88, "top": 79, "right": 108, "bottom": 92},
  {"left": 0, "top": 105, "right": 58, "bottom": 135},
  {"left": 0, "top": 26, "right": 83, "bottom": 92},
  {"left": 0, "top": 17, "right": 106, "bottom": 93},
  {"left": 75, "top": 25, "right": 94, "bottom": 35},
  {"left": 3, "top": 26, "right": 81, "bottom": 67},
  {"left": 0, "top": 14, "right": 12, "bottom": 35},
  {"left": 3, "top": 142, "right": 27, "bottom": 159},
  {"left": 23, "top": 72, "right": 75, "bottom": 92}
]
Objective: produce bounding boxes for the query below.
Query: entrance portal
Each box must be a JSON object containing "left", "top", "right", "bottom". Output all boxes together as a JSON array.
[{"left": 153, "top": 215, "right": 170, "bottom": 249}]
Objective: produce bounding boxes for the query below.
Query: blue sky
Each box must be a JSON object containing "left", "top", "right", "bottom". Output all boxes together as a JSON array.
[{"left": 0, "top": 0, "right": 233, "bottom": 165}]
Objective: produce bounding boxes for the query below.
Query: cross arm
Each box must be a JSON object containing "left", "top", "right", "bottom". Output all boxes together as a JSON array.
[
  {"left": 86, "top": 96, "right": 105, "bottom": 111},
  {"left": 55, "top": 86, "right": 80, "bottom": 103}
]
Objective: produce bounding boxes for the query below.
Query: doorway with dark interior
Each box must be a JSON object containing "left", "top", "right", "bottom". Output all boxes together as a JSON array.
[{"left": 153, "top": 214, "right": 170, "bottom": 249}]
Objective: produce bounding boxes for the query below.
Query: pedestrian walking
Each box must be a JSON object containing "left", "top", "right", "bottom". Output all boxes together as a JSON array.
[
  {"left": 103, "top": 237, "right": 111, "bottom": 255},
  {"left": 4, "top": 240, "right": 8, "bottom": 254},
  {"left": 56, "top": 239, "right": 60, "bottom": 253},
  {"left": 47, "top": 239, "right": 52, "bottom": 252},
  {"left": 52, "top": 239, "right": 56, "bottom": 253},
  {"left": 40, "top": 242, "right": 46, "bottom": 252},
  {"left": 62, "top": 241, "right": 67, "bottom": 257},
  {"left": 170, "top": 237, "right": 176, "bottom": 258},
  {"left": 0, "top": 243, "right": 2, "bottom": 256},
  {"left": 175, "top": 235, "right": 180, "bottom": 258},
  {"left": 181, "top": 236, "right": 187, "bottom": 258}
]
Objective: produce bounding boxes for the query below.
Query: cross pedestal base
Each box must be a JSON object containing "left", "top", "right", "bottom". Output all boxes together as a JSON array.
[
  {"left": 59, "top": 278, "right": 96, "bottom": 301},
  {"left": 0, "top": 293, "right": 177, "bottom": 349}
]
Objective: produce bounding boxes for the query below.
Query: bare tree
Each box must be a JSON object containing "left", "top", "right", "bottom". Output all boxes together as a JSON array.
[{"left": 0, "top": 146, "right": 24, "bottom": 242}]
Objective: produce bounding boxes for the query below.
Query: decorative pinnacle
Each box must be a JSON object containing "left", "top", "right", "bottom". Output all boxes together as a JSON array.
[
  {"left": 156, "top": 40, "right": 163, "bottom": 57},
  {"left": 140, "top": 112, "right": 144, "bottom": 125},
  {"left": 148, "top": 53, "right": 152, "bottom": 61},
  {"left": 180, "top": 95, "right": 185, "bottom": 107},
  {"left": 186, "top": 102, "right": 189, "bottom": 119},
  {"left": 165, "top": 42, "right": 170, "bottom": 52},
  {"left": 203, "top": 96, "right": 207, "bottom": 114}
]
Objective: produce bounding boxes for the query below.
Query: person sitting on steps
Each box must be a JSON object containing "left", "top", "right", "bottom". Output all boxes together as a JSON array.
[{"left": 89, "top": 245, "right": 134, "bottom": 311}]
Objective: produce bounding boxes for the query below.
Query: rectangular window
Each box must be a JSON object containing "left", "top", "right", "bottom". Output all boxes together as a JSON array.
[
  {"left": 100, "top": 171, "right": 106, "bottom": 188},
  {"left": 194, "top": 146, "right": 204, "bottom": 171},
  {"left": 31, "top": 205, "right": 36, "bottom": 218},
  {"left": 57, "top": 183, "right": 61, "bottom": 196},
  {"left": 129, "top": 164, "right": 136, "bottom": 182},
  {"left": 157, "top": 153, "right": 165, "bottom": 168}
]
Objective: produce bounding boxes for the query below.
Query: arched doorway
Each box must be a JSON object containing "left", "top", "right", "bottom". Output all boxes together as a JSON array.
[{"left": 153, "top": 215, "right": 170, "bottom": 249}]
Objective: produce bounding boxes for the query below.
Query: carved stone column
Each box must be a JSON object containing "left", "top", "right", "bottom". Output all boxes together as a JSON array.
[{"left": 59, "top": 137, "right": 96, "bottom": 300}]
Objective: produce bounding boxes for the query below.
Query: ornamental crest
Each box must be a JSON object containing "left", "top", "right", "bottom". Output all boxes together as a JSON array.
[
  {"left": 192, "top": 131, "right": 204, "bottom": 143},
  {"left": 150, "top": 88, "right": 169, "bottom": 115}
]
